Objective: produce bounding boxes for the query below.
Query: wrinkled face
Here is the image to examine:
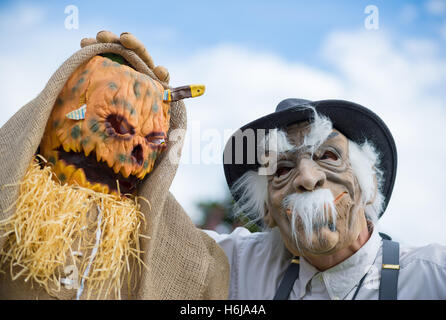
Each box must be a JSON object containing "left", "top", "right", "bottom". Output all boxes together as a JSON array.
[
  {"left": 40, "top": 55, "right": 170, "bottom": 195},
  {"left": 266, "top": 122, "right": 368, "bottom": 257}
]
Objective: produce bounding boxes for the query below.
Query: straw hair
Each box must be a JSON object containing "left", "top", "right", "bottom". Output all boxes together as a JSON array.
[{"left": 0, "top": 156, "right": 147, "bottom": 299}]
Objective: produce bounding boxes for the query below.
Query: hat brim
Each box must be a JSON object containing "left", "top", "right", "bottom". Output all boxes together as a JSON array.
[{"left": 223, "top": 99, "right": 397, "bottom": 218}]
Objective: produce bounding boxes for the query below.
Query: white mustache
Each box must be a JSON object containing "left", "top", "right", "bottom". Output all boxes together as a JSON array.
[{"left": 282, "top": 189, "right": 337, "bottom": 246}]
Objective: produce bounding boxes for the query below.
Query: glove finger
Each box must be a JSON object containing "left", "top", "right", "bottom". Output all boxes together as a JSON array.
[
  {"left": 119, "top": 32, "right": 143, "bottom": 49},
  {"left": 120, "top": 32, "right": 155, "bottom": 69},
  {"left": 80, "top": 38, "right": 97, "bottom": 48},
  {"left": 135, "top": 46, "right": 155, "bottom": 69},
  {"left": 96, "top": 30, "right": 120, "bottom": 43},
  {"left": 154, "top": 65, "right": 170, "bottom": 83}
]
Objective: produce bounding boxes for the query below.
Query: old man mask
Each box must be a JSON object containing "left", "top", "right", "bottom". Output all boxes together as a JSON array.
[{"left": 229, "top": 106, "right": 386, "bottom": 265}]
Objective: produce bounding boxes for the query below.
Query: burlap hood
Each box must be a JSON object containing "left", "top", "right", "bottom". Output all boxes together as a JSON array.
[{"left": 0, "top": 43, "right": 229, "bottom": 299}]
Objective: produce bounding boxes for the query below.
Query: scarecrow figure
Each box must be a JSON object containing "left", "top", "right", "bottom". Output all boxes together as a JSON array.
[
  {"left": 206, "top": 98, "right": 446, "bottom": 299},
  {"left": 0, "top": 31, "right": 229, "bottom": 300}
]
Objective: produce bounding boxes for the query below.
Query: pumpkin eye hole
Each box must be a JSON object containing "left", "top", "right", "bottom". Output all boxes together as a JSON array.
[
  {"left": 146, "top": 132, "right": 167, "bottom": 148},
  {"left": 105, "top": 114, "right": 135, "bottom": 136}
]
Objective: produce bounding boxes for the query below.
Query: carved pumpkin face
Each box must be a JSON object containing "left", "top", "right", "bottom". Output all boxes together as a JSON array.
[{"left": 40, "top": 55, "right": 170, "bottom": 195}]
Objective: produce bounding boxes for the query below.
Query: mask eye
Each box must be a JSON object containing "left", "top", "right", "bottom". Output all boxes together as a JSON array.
[
  {"left": 320, "top": 150, "right": 338, "bottom": 161},
  {"left": 146, "top": 132, "right": 167, "bottom": 149},
  {"left": 275, "top": 167, "right": 291, "bottom": 177},
  {"left": 105, "top": 114, "right": 135, "bottom": 136}
]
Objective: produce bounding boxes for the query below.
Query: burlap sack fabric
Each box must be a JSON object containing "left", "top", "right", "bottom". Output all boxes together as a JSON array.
[{"left": 0, "top": 42, "right": 229, "bottom": 299}]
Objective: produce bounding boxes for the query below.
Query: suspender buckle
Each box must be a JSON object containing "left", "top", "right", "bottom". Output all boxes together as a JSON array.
[{"left": 291, "top": 258, "right": 300, "bottom": 264}]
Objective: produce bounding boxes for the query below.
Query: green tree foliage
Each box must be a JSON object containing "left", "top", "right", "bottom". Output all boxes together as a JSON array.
[{"left": 196, "top": 193, "right": 261, "bottom": 233}]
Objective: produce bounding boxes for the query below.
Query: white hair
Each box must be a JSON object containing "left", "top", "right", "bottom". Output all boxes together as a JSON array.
[
  {"left": 231, "top": 170, "right": 269, "bottom": 225},
  {"left": 348, "top": 140, "right": 384, "bottom": 223},
  {"left": 302, "top": 107, "right": 333, "bottom": 155},
  {"left": 257, "top": 106, "right": 333, "bottom": 156},
  {"left": 231, "top": 107, "right": 384, "bottom": 227}
]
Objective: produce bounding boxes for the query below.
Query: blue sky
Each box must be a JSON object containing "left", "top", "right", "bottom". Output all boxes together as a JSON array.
[
  {"left": 0, "top": 0, "right": 446, "bottom": 246},
  {"left": 1, "top": 0, "right": 445, "bottom": 64}
]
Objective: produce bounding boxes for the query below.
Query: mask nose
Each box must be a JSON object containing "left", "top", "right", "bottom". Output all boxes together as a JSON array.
[
  {"left": 131, "top": 144, "right": 144, "bottom": 166},
  {"left": 293, "top": 158, "right": 326, "bottom": 191}
]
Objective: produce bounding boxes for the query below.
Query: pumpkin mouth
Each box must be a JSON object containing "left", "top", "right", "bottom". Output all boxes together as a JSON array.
[{"left": 55, "top": 147, "right": 139, "bottom": 195}]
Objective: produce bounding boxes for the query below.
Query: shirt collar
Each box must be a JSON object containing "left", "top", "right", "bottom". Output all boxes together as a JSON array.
[
  {"left": 298, "top": 226, "right": 382, "bottom": 300},
  {"left": 297, "top": 256, "right": 319, "bottom": 299}
]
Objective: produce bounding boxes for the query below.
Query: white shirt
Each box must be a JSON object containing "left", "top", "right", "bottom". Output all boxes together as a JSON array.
[{"left": 204, "top": 227, "right": 446, "bottom": 300}]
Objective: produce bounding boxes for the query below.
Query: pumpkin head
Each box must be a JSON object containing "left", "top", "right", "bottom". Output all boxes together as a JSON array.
[{"left": 40, "top": 55, "right": 172, "bottom": 195}]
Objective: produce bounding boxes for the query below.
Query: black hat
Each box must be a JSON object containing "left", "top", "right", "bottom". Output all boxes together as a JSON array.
[{"left": 223, "top": 99, "right": 397, "bottom": 218}]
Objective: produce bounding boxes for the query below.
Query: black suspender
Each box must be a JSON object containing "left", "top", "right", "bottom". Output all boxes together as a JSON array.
[
  {"left": 273, "top": 257, "right": 300, "bottom": 300},
  {"left": 379, "top": 239, "right": 400, "bottom": 300},
  {"left": 273, "top": 236, "right": 400, "bottom": 300}
]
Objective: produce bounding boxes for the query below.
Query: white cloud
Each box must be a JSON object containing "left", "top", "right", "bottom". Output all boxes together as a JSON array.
[
  {"left": 425, "top": 0, "right": 446, "bottom": 15},
  {"left": 167, "top": 45, "right": 343, "bottom": 134},
  {"left": 440, "top": 21, "right": 446, "bottom": 39}
]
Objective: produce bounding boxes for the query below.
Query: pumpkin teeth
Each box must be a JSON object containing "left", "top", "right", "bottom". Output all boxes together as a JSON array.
[
  {"left": 74, "top": 143, "right": 82, "bottom": 153},
  {"left": 113, "top": 162, "right": 121, "bottom": 174},
  {"left": 50, "top": 133, "right": 62, "bottom": 152},
  {"left": 106, "top": 156, "right": 114, "bottom": 169},
  {"left": 56, "top": 129, "right": 69, "bottom": 147},
  {"left": 96, "top": 151, "right": 102, "bottom": 163},
  {"left": 121, "top": 165, "right": 132, "bottom": 179},
  {"left": 63, "top": 164, "right": 77, "bottom": 182},
  {"left": 71, "top": 168, "right": 87, "bottom": 186},
  {"left": 53, "top": 160, "right": 77, "bottom": 183},
  {"left": 85, "top": 180, "right": 94, "bottom": 191},
  {"left": 62, "top": 143, "right": 71, "bottom": 153},
  {"left": 137, "top": 170, "right": 148, "bottom": 180},
  {"left": 83, "top": 143, "right": 95, "bottom": 157},
  {"left": 102, "top": 184, "right": 110, "bottom": 194},
  {"left": 53, "top": 160, "right": 65, "bottom": 178},
  {"left": 90, "top": 183, "right": 109, "bottom": 194},
  {"left": 61, "top": 141, "right": 79, "bottom": 154}
]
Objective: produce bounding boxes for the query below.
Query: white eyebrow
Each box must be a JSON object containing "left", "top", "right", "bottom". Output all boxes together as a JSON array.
[
  {"left": 259, "top": 107, "right": 335, "bottom": 157},
  {"left": 302, "top": 111, "right": 333, "bottom": 153}
]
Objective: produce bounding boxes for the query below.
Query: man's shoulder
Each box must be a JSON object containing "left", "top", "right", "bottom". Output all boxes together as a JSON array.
[
  {"left": 400, "top": 242, "right": 446, "bottom": 271},
  {"left": 203, "top": 226, "right": 268, "bottom": 243},
  {"left": 203, "top": 227, "right": 287, "bottom": 262},
  {"left": 396, "top": 242, "right": 446, "bottom": 298}
]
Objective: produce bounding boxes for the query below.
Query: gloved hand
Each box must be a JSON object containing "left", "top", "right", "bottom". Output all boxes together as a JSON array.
[{"left": 81, "top": 30, "right": 170, "bottom": 84}]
